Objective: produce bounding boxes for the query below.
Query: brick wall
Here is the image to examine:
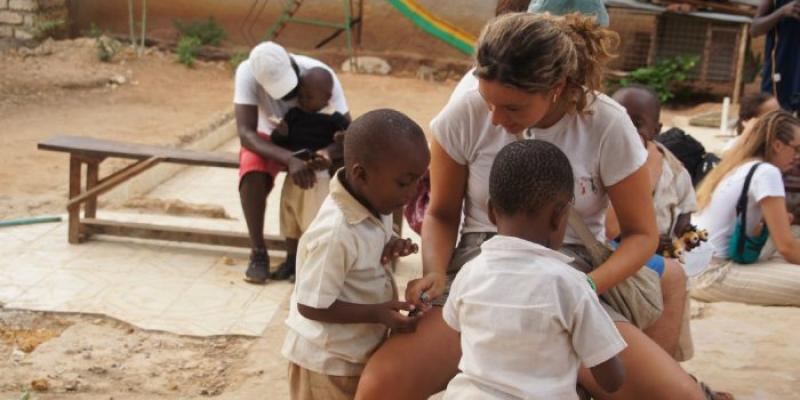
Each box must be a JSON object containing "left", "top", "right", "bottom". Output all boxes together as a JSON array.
[{"left": 0, "top": 0, "right": 67, "bottom": 40}]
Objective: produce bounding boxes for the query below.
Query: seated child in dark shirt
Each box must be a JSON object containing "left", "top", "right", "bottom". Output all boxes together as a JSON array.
[{"left": 271, "top": 67, "right": 350, "bottom": 281}]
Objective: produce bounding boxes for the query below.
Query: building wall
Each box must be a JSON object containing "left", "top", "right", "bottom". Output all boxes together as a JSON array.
[
  {"left": 607, "top": 8, "right": 658, "bottom": 71},
  {"left": 0, "top": 0, "right": 67, "bottom": 40},
  {"left": 67, "top": 0, "right": 497, "bottom": 60}
]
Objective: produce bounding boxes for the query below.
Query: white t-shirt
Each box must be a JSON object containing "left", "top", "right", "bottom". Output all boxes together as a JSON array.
[
  {"left": 233, "top": 55, "right": 348, "bottom": 134},
  {"left": 442, "top": 235, "right": 627, "bottom": 400},
  {"left": 695, "top": 160, "right": 785, "bottom": 258},
  {"left": 431, "top": 72, "right": 646, "bottom": 244}
]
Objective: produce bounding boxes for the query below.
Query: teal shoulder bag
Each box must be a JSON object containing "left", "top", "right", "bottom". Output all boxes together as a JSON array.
[{"left": 727, "top": 163, "right": 770, "bottom": 264}]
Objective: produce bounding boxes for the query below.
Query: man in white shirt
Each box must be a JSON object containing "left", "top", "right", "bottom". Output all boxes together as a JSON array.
[{"left": 234, "top": 41, "right": 350, "bottom": 284}]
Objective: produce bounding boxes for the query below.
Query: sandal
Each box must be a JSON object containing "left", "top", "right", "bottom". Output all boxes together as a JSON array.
[{"left": 692, "top": 375, "right": 735, "bottom": 400}]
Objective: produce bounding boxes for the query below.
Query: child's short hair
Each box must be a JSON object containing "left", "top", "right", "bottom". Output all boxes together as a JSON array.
[
  {"left": 344, "top": 109, "right": 426, "bottom": 169},
  {"left": 490, "top": 140, "right": 574, "bottom": 216}
]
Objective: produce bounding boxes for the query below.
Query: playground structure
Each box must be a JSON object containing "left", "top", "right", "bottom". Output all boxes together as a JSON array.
[{"left": 265, "top": 0, "right": 477, "bottom": 59}]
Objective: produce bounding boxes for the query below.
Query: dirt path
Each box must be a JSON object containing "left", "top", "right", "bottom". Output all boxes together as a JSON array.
[
  {"left": 0, "top": 38, "right": 457, "bottom": 399},
  {"left": 0, "top": 39, "right": 234, "bottom": 220}
]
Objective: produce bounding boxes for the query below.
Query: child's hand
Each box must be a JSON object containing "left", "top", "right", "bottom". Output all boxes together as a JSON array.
[
  {"left": 371, "top": 300, "right": 420, "bottom": 331},
  {"left": 273, "top": 120, "right": 289, "bottom": 136},
  {"left": 288, "top": 157, "right": 317, "bottom": 189},
  {"left": 381, "top": 237, "right": 419, "bottom": 264},
  {"left": 308, "top": 149, "right": 333, "bottom": 171}
]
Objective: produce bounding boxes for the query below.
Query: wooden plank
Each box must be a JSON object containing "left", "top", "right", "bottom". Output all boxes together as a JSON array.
[
  {"left": 67, "top": 156, "right": 161, "bottom": 210},
  {"left": 732, "top": 23, "right": 749, "bottom": 105},
  {"left": 68, "top": 156, "right": 82, "bottom": 244},
  {"left": 82, "top": 218, "right": 286, "bottom": 250},
  {"left": 39, "top": 135, "right": 239, "bottom": 169},
  {"left": 85, "top": 161, "right": 100, "bottom": 218}
]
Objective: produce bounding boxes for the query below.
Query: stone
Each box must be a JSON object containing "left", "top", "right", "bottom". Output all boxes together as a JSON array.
[
  {"left": 0, "top": 0, "right": 8, "bottom": 9},
  {"left": 0, "top": 11, "right": 23, "bottom": 24},
  {"left": 341, "top": 56, "right": 391, "bottom": 75},
  {"left": 30, "top": 378, "right": 49, "bottom": 392},
  {"left": 13, "top": 26, "right": 32, "bottom": 39},
  {"left": 38, "top": 0, "right": 65, "bottom": 9},
  {"left": 10, "top": 0, "right": 37, "bottom": 11},
  {"left": 0, "top": 25, "right": 13, "bottom": 37},
  {"left": 22, "top": 13, "right": 33, "bottom": 26},
  {"left": 9, "top": 0, "right": 36, "bottom": 11}
]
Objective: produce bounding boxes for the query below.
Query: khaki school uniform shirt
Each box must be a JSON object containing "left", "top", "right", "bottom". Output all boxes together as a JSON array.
[{"left": 282, "top": 172, "right": 396, "bottom": 376}]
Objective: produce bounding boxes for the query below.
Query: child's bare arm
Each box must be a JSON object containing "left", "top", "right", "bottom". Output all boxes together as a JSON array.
[
  {"left": 589, "top": 355, "right": 625, "bottom": 394},
  {"left": 297, "top": 300, "right": 421, "bottom": 330},
  {"left": 672, "top": 213, "right": 692, "bottom": 237}
]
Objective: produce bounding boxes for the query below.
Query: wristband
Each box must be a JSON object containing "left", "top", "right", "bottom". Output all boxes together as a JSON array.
[{"left": 586, "top": 276, "right": 597, "bottom": 293}]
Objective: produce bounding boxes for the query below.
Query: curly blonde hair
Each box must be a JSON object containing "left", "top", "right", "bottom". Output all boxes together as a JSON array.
[{"left": 474, "top": 12, "right": 618, "bottom": 113}]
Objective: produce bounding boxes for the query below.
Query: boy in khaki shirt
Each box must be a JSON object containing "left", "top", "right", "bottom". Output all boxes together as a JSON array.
[{"left": 282, "top": 109, "right": 431, "bottom": 400}]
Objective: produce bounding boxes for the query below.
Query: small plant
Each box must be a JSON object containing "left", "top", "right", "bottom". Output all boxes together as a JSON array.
[
  {"left": 88, "top": 23, "right": 121, "bottom": 62},
  {"left": 620, "top": 55, "right": 699, "bottom": 103},
  {"left": 177, "top": 36, "right": 202, "bottom": 67},
  {"left": 32, "top": 17, "right": 67, "bottom": 40},
  {"left": 229, "top": 50, "right": 248, "bottom": 70},
  {"left": 174, "top": 17, "right": 226, "bottom": 46}
]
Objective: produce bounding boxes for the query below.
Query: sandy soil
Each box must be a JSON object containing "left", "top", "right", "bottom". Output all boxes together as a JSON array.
[
  {"left": 1, "top": 38, "right": 799, "bottom": 399},
  {"left": 0, "top": 38, "right": 235, "bottom": 220}
]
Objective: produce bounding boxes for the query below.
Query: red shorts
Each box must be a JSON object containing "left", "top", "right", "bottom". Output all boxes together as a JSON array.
[{"left": 239, "top": 132, "right": 286, "bottom": 190}]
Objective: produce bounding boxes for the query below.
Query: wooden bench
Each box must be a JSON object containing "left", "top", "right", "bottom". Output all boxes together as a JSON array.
[
  {"left": 39, "top": 135, "right": 404, "bottom": 250},
  {"left": 38, "top": 135, "right": 288, "bottom": 250}
]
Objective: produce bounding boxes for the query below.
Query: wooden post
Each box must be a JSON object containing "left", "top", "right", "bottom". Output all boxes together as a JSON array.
[
  {"left": 732, "top": 23, "right": 749, "bottom": 105},
  {"left": 85, "top": 160, "right": 100, "bottom": 219},
  {"left": 68, "top": 155, "right": 82, "bottom": 244}
]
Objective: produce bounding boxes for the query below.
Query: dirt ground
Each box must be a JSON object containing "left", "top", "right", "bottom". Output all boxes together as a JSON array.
[
  {"left": 2, "top": 38, "right": 798, "bottom": 399},
  {"left": 0, "top": 38, "right": 458, "bottom": 399}
]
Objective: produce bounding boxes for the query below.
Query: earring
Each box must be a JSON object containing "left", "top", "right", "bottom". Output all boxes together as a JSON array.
[{"left": 552, "top": 92, "right": 559, "bottom": 104}]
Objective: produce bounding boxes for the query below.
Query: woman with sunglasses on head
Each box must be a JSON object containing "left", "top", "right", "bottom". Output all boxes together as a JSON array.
[{"left": 692, "top": 110, "right": 800, "bottom": 306}]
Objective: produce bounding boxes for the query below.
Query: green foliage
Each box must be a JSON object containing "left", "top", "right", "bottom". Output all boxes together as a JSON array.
[
  {"left": 88, "top": 23, "right": 121, "bottom": 63},
  {"left": 19, "top": 391, "right": 32, "bottom": 400},
  {"left": 173, "top": 17, "right": 226, "bottom": 46},
  {"left": 33, "top": 17, "right": 67, "bottom": 40},
  {"left": 177, "top": 36, "right": 202, "bottom": 67},
  {"left": 620, "top": 55, "right": 700, "bottom": 103},
  {"left": 228, "top": 50, "right": 248, "bottom": 70}
]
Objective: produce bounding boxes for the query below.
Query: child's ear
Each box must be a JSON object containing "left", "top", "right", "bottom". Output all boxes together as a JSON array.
[
  {"left": 550, "top": 201, "right": 569, "bottom": 231},
  {"left": 656, "top": 122, "right": 663, "bottom": 136},
  {"left": 351, "top": 163, "right": 368, "bottom": 183},
  {"left": 488, "top": 199, "right": 497, "bottom": 225}
]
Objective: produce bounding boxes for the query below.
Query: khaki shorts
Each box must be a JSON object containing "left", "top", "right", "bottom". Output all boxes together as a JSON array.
[
  {"left": 288, "top": 362, "right": 359, "bottom": 400},
  {"left": 280, "top": 172, "right": 330, "bottom": 239}
]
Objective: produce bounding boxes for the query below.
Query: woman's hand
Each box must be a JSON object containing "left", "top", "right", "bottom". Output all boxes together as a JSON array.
[{"left": 405, "top": 272, "right": 446, "bottom": 310}]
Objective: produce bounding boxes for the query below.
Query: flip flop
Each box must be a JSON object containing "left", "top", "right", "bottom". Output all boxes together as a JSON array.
[{"left": 692, "top": 375, "right": 735, "bottom": 400}]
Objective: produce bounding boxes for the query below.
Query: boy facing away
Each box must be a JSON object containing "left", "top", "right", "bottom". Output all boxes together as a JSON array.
[
  {"left": 282, "top": 109, "right": 431, "bottom": 400},
  {"left": 270, "top": 66, "right": 351, "bottom": 281},
  {"left": 443, "top": 140, "right": 626, "bottom": 399}
]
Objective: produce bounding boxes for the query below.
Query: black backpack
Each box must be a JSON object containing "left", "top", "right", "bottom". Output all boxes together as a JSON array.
[{"left": 654, "top": 127, "right": 719, "bottom": 186}]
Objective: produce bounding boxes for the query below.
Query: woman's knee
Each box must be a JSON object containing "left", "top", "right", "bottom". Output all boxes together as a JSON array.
[{"left": 661, "top": 259, "right": 687, "bottom": 295}]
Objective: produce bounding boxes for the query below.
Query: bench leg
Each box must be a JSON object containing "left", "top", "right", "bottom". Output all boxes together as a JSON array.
[
  {"left": 68, "top": 155, "right": 82, "bottom": 244},
  {"left": 85, "top": 160, "right": 99, "bottom": 219}
]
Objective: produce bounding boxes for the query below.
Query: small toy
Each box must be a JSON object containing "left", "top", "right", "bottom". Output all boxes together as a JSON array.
[{"left": 663, "top": 238, "right": 685, "bottom": 262}]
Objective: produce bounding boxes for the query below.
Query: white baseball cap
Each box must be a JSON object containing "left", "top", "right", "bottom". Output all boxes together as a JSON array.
[{"left": 250, "top": 41, "right": 298, "bottom": 99}]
